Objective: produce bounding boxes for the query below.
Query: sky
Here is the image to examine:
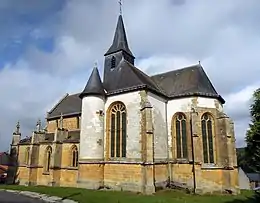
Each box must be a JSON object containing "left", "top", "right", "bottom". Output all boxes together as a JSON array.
[{"left": 0, "top": 0, "right": 259, "bottom": 151}]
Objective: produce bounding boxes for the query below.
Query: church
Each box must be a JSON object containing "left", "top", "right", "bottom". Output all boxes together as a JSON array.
[{"left": 10, "top": 13, "right": 239, "bottom": 194}]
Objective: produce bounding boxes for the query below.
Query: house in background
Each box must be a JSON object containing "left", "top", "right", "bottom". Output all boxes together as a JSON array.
[
  {"left": 0, "top": 152, "right": 11, "bottom": 183},
  {"left": 247, "top": 173, "right": 260, "bottom": 189},
  {"left": 238, "top": 167, "right": 260, "bottom": 190},
  {"left": 0, "top": 152, "right": 11, "bottom": 170},
  {"left": 238, "top": 167, "right": 250, "bottom": 190}
]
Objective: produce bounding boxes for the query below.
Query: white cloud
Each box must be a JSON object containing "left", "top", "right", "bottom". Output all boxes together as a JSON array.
[
  {"left": 223, "top": 83, "right": 260, "bottom": 147},
  {"left": 136, "top": 55, "right": 197, "bottom": 74},
  {"left": 0, "top": 0, "right": 260, "bottom": 151}
]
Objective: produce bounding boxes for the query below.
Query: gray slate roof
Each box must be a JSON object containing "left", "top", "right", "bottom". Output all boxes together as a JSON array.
[
  {"left": 247, "top": 173, "right": 260, "bottom": 182},
  {"left": 79, "top": 67, "right": 105, "bottom": 98},
  {"left": 105, "top": 59, "right": 162, "bottom": 95},
  {"left": 151, "top": 64, "right": 225, "bottom": 103},
  {"left": 104, "top": 15, "right": 134, "bottom": 57},
  {"left": 47, "top": 93, "right": 81, "bottom": 119},
  {"left": 47, "top": 64, "right": 223, "bottom": 119}
]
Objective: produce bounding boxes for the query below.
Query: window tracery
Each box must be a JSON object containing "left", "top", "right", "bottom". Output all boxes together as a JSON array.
[
  {"left": 108, "top": 102, "right": 127, "bottom": 158},
  {"left": 201, "top": 113, "right": 215, "bottom": 164}
]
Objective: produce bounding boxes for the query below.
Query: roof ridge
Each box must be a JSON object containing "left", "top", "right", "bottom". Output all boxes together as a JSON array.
[
  {"left": 151, "top": 64, "right": 200, "bottom": 78},
  {"left": 47, "top": 93, "right": 69, "bottom": 114},
  {"left": 121, "top": 60, "right": 165, "bottom": 95},
  {"left": 69, "top": 92, "right": 80, "bottom": 96},
  {"left": 197, "top": 65, "right": 218, "bottom": 95},
  {"left": 124, "top": 60, "right": 160, "bottom": 89}
]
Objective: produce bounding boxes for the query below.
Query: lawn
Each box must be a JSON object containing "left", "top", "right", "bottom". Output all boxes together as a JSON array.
[{"left": 0, "top": 185, "right": 258, "bottom": 203}]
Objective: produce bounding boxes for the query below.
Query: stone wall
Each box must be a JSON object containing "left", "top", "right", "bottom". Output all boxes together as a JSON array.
[
  {"left": 47, "top": 116, "right": 80, "bottom": 133},
  {"left": 17, "top": 136, "right": 79, "bottom": 187},
  {"left": 147, "top": 92, "right": 168, "bottom": 160},
  {"left": 15, "top": 92, "right": 239, "bottom": 195},
  {"left": 104, "top": 91, "right": 142, "bottom": 160}
]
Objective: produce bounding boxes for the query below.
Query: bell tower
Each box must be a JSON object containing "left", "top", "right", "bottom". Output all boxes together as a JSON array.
[{"left": 103, "top": 14, "right": 135, "bottom": 91}]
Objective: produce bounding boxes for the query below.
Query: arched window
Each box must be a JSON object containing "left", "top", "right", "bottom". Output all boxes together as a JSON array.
[
  {"left": 111, "top": 56, "right": 116, "bottom": 69},
  {"left": 44, "top": 146, "right": 52, "bottom": 172},
  {"left": 174, "top": 113, "right": 188, "bottom": 159},
  {"left": 109, "top": 102, "right": 127, "bottom": 158},
  {"left": 71, "top": 146, "right": 78, "bottom": 167},
  {"left": 201, "top": 113, "right": 214, "bottom": 164},
  {"left": 25, "top": 147, "right": 30, "bottom": 165}
]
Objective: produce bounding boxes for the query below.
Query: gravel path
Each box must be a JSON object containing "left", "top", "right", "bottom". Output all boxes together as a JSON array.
[
  {"left": 0, "top": 190, "right": 77, "bottom": 203},
  {"left": 0, "top": 190, "right": 46, "bottom": 203}
]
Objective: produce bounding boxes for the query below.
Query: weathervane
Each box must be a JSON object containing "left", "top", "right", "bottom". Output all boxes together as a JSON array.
[{"left": 118, "top": 0, "right": 122, "bottom": 15}]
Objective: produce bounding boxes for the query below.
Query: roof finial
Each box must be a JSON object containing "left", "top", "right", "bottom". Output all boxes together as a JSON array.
[
  {"left": 94, "top": 61, "right": 98, "bottom": 69},
  {"left": 198, "top": 60, "right": 201, "bottom": 65},
  {"left": 59, "top": 113, "right": 63, "bottom": 129},
  {"left": 14, "top": 121, "right": 20, "bottom": 134},
  {"left": 36, "top": 119, "right": 41, "bottom": 132},
  {"left": 118, "top": 0, "right": 122, "bottom": 15}
]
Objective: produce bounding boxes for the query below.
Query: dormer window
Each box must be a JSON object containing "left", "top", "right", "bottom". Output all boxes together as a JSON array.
[{"left": 111, "top": 56, "right": 116, "bottom": 69}]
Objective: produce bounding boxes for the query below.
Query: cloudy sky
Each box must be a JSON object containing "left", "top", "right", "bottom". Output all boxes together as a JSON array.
[{"left": 0, "top": 0, "right": 259, "bottom": 151}]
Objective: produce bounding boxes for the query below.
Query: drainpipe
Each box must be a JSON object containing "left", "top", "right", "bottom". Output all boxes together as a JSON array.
[
  {"left": 190, "top": 107, "right": 197, "bottom": 194},
  {"left": 165, "top": 101, "right": 172, "bottom": 183}
]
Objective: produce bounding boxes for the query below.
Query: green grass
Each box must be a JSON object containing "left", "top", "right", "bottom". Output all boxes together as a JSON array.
[{"left": 0, "top": 185, "right": 257, "bottom": 203}]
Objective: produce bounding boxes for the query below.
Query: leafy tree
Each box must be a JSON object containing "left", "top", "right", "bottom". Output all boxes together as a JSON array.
[
  {"left": 245, "top": 88, "right": 260, "bottom": 173},
  {"left": 237, "top": 147, "right": 253, "bottom": 173}
]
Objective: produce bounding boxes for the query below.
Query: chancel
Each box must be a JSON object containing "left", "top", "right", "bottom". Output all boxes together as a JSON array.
[{"left": 9, "top": 11, "right": 239, "bottom": 194}]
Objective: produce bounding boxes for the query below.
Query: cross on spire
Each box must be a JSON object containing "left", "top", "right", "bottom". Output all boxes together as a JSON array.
[{"left": 118, "top": 0, "right": 122, "bottom": 15}]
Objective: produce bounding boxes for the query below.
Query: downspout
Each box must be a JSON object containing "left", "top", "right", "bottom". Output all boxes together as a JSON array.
[
  {"left": 190, "top": 108, "right": 197, "bottom": 194},
  {"left": 165, "top": 100, "right": 172, "bottom": 183}
]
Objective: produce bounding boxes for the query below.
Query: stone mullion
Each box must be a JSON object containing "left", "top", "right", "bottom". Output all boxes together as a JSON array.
[
  {"left": 191, "top": 110, "right": 200, "bottom": 164},
  {"left": 211, "top": 118, "right": 218, "bottom": 165},
  {"left": 179, "top": 119, "right": 183, "bottom": 158},
  {"left": 171, "top": 118, "right": 176, "bottom": 160},
  {"left": 206, "top": 121, "right": 210, "bottom": 163}
]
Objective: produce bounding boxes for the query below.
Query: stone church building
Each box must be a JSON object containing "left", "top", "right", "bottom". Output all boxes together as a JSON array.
[{"left": 10, "top": 14, "right": 239, "bottom": 194}]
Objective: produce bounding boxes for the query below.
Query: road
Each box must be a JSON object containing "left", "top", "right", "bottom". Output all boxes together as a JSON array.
[{"left": 0, "top": 191, "right": 46, "bottom": 203}]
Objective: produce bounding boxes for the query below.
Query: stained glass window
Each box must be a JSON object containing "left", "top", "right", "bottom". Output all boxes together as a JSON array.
[
  {"left": 201, "top": 113, "right": 214, "bottom": 163},
  {"left": 175, "top": 113, "right": 188, "bottom": 159},
  {"left": 109, "top": 103, "right": 127, "bottom": 158}
]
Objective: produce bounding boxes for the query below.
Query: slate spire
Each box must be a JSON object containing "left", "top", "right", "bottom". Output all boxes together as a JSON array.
[
  {"left": 79, "top": 66, "right": 105, "bottom": 99},
  {"left": 104, "top": 15, "right": 134, "bottom": 57}
]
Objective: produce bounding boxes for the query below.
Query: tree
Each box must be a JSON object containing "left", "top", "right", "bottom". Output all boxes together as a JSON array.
[
  {"left": 245, "top": 88, "right": 260, "bottom": 173},
  {"left": 237, "top": 147, "right": 253, "bottom": 173}
]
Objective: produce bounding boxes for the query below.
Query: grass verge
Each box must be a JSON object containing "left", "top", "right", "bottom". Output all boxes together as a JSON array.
[{"left": 0, "top": 185, "right": 257, "bottom": 203}]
